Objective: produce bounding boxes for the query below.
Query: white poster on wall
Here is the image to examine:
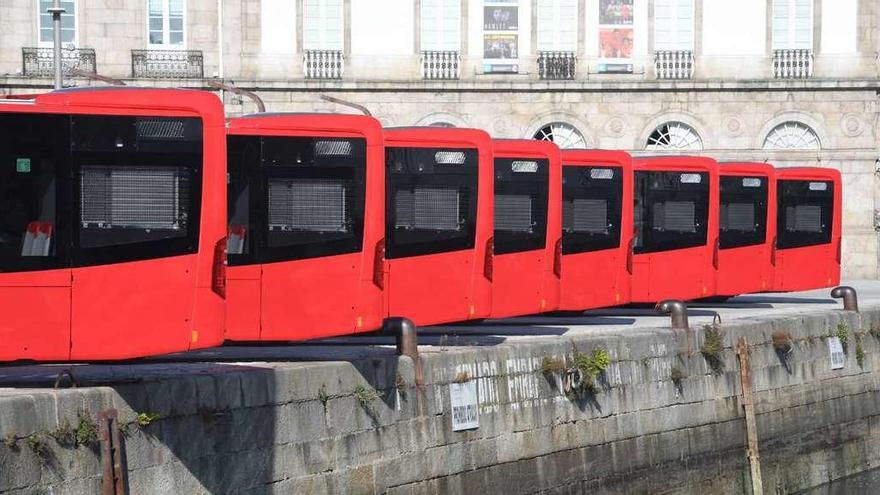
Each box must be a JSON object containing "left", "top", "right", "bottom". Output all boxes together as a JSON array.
[
  {"left": 597, "top": 0, "right": 634, "bottom": 73},
  {"left": 450, "top": 380, "right": 480, "bottom": 431},
  {"left": 828, "top": 336, "right": 845, "bottom": 370},
  {"left": 483, "top": 0, "right": 520, "bottom": 73}
]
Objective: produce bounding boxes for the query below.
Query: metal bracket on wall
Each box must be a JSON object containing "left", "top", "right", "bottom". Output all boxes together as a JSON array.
[{"left": 98, "top": 409, "right": 127, "bottom": 495}]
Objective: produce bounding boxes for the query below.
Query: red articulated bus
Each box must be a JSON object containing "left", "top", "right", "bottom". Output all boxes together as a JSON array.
[
  {"left": 489, "top": 139, "right": 562, "bottom": 317},
  {"left": 0, "top": 88, "right": 226, "bottom": 361},
  {"left": 772, "top": 167, "right": 842, "bottom": 291},
  {"left": 225, "top": 113, "right": 385, "bottom": 341},
  {"left": 715, "top": 162, "right": 776, "bottom": 297},
  {"left": 631, "top": 156, "right": 719, "bottom": 302},
  {"left": 558, "top": 150, "right": 634, "bottom": 310},
  {"left": 383, "top": 127, "right": 493, "bottom": 326}
]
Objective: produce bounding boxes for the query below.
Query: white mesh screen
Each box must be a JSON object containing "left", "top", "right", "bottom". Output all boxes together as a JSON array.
[
  {"left": 268, "top": 178, "right": 349, "bottom": 232},
  {"left": 495, "top": 194, "right": 533, "bottom": 232},
  {"left": 786, "top": 205, "right": 822, "bottom": 233},
  {"left": 395, "top": 187, "right": 462, "bottom": 231},
  {"left": 80, "top": 166, "right": 187, "bottom": 229}
]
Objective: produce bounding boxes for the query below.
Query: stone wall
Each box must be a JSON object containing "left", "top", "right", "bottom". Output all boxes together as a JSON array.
[{"left": 1, "top": 306, "right": 879, "bottom": 494}]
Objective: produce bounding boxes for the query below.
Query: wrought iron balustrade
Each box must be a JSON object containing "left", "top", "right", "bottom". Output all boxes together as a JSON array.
[
  {"left": 304, "top": 50, "right": 344, "bottom": 79},
  {"left": 22, "top": 47, "right": 96, "bottom": 78},
  {"left": 654, "top": 50, "right": 694, "bottom": 79},
  {"left": 421, "top": 50, "right": 460, "bottom": 80},
  {"left": 773, "top": 49, "right": 813, "bottom": 79},
  {"left": 131, "top": 49, "right": 204, "bottom": 79},
  {"left": 537, "top": 51, "right": 576, "bottom": 80}
]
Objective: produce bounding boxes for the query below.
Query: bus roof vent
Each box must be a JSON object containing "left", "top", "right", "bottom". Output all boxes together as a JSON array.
[{"left": 137, "top": 118, "right": 187, "bottom": 140}]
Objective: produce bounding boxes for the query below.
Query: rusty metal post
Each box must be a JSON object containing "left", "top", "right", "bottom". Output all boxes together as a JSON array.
[
  {"left": 655, "top": 300, "right": 689, "bottom": 330},
  {"left": 98, "top": 409, "right": 126, "bottom": 495},
  {"left": 206, "top": 80, "right": 266, "bottom": 113},
  {"left": 736, "top": 337, "right": 763, "bottom": 495},
  {"left": 830, "top": 286, "right": 858, "bottom": 312},
  {"left": 384, "top": 317, "right": 423, "bottom": 386}
]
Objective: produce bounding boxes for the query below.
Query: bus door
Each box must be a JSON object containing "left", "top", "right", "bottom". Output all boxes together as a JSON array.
[
  {"left": 69, "top": 115, "right": 203, "bottom": 359},
  {"left": 0, "top": 112, "right": 72, "bottom": 361}
]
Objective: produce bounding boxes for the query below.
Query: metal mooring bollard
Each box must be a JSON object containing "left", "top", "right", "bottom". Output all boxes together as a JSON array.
[
  {"left": 384, "top": 317, "right": 423, "bottom": 385},
  {"left": 656, "top": 300, "right": 689, "bottom": 331},
  {"left": 830, "top": 286, "right": 859, "bottom": 312}
]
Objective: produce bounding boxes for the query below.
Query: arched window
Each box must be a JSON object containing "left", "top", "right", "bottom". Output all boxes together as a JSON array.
[
  {"left": 762, "top": 121, "right": 820, "bottom": 150},
  {"left": 429, "top": 121, "right": 456, "bottom": 128},
  {"left": 533, "top": 122, "right": 587, "bottom": 149},
  {"left": 646, "top": 122, "right": 702, "bottom": 151}
]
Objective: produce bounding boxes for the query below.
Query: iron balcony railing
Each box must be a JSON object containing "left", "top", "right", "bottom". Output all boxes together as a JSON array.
[
  {"left": 131, "top": 49, "right": 204, "bottom": 79},
  {"left": 303, "top": 50, "right": 344, "bottom": 79},
  {"left": 421, "top": 50, "right": 460, "bottom": 80},
  {"left": 22, "top": 47, "right": 96, "bottom": 78},
  {"left": 654, "top": 50, "right": 694, "bottom": 79},
  {"left": 537, "top": 51, "right": 576, "bottom": 80},
  {"left": 773, "top": 49, "right": 813, "bottom": 79}
]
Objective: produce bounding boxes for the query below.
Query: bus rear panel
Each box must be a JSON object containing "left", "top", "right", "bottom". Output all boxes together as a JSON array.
[
  {"left": 225, "top": 114, "right": 385, "bottom": 341},
  {"left": 631, "top": 157, "right": 719, "bottom": 303},
  {"left": 558, "top": 150, "right": 633, "bottom": 310},
  {"left": 773, "top": 167, "right": 841, "bottom": 291},
  {"left": 716, "top": 163, "right": 776, "bottom": 296},
  {"left": 490, "top": 139, "right": 561, "bottom": 318},
  {"left": 0, "top": 88, "right": 226, "bottom": 362},
  {"left": 383, "top": 128, "right": 493, "bottom": 326}
]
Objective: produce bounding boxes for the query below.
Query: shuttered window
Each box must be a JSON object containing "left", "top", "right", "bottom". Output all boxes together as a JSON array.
[
  {"left": 422, "top": 0, "right": 461, "bottom": 51},
  {"left": 536, "top": 0, "right": 577, "bottom": 52},
  {"left": 653, "top": 0, "right": 694, "bottom": 51},
  {"left": 772, "top": 0, "right": 812, "bottom": 50},
  {"left": 303, "top": 0, "right": 343, "bottom": 50}
]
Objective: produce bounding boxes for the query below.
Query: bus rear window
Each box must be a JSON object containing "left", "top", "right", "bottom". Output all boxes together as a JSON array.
[
  {"left": 386, "top": 147, "right": 478, "bottom": 259},
  {"left": 561, "top": 165, "right": 622, "bottom": 254},
  {"left": 634, "top": 170, "right": 709, "bottom": 254},
  {"left": 719, "top": 176, "right": 768, "bottom": 249},
  {"left": 777, "top": 179, "right": 833, "bottom": 249},
  {"left": 493, "top": 158, "right": 548, "bottom": 255}
]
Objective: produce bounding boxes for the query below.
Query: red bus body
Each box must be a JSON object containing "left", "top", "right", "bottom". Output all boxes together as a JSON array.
[
  {"left": 225, "top": 114, "right": 385, "bottom": 341},
  {"left": 558, "top": 150, "right": 634, "bottom": 310},
  {"left": 715, "top": 162, "right": 776, "bottom": 296},
  {"left": 489, "top": 139, "right": 561, "bottom": 318},
  {"left": 383, "top": 128, "right": 493, "bottom": 326},
  {"left": 772, "top": 167, "right": 842, "bottom": 291},
  {"left": 631, "top": 156, "right": 719, "bottom": 302},
  {"left": 0, "top": 88, "right": 226, "bottom": 361}
]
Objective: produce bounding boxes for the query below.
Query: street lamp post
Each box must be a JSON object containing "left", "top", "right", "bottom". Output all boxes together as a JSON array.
[{"left": 47, "top": 0, "right": 66, "bottom": 90}]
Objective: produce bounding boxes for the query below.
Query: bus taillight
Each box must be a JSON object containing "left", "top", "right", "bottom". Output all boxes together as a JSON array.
[{"left": 212, "top": 236, "right": 227, "bottom": 298}]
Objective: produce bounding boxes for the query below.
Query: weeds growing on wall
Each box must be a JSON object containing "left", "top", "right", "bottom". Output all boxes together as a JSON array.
[
  {"left": 25, "top": 434, "right": 50, "bottom": 462},
  {"left": 833, "top": 322, "right": 850, "bottom": 347},
  {"left": 353, "top": 385, "right": 380, "bottom": 409},
  {"left": 670, "top": 365, "right": 686, "bottom": 390},
  {"left": 540, "top": 356, "right": 566, "bottom": 375},
  {"left": 50, "top": 420, "right": 75, "bottom": 447},
  {"left": 572, "top": 348, "right": 611, "bottom": 394},
  {"left": 75, "top": 412, "right": 97, "bottom": 448},
  {"left": 855, "top": 332, "right": 866, "bottom": 368},
  {"left": 700, "top": 324, "right": 726, "bottom": 372}
]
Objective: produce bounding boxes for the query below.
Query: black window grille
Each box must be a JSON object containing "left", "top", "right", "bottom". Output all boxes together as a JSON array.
[
  {"left": 777, "top": 179, "right": 833, "bottom": 249},
  {"left": 634, "top": 170, "right": 709, "bottom": 254},
  {"left": 719, "top": 176, "right": 768, "bottom": 249},
  {"left": 386, "top": 147, "right": 478, "bottom": 259},
  {"left": 493, "top": 158, "right": 548, "bottom": 255},
  {"left": 562, "top": 166, "right": 623, "bottom": 254},
  {"left": 227, "top": 136, "right": 367, "bottom": 265}
]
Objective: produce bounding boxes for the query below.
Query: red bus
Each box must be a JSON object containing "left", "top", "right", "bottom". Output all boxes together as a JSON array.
[
  {"left": 715, "top": 162, "right": 776, "bottom": 297},
  {"left": 558, "top": 150, "right": 633, "bottom": 310},
  {"left": 489, "top": 139, "right": 562, "bottom": 318},
  {"left": 631, "top": 156, "right": 719, "bottom": 302},
  {"left": 0, "top": 88, "right": 226, "bottom": 361},
  {"left": 772, "top": 167, "right": 842, "bottom": 291},
  {"left": 383, "top": 127, "right": 493, "bottom": 326},
  {"left": 225, "top": 114, "right": 385, "bottom": 341}
]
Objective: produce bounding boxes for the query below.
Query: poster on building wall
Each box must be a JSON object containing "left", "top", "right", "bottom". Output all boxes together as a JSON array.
[
  {"left": 483, "top": 0, "right": 519, "bottom": 74},
  {"left": 598, "top": 0, "right": 634, "bottom": 73}
]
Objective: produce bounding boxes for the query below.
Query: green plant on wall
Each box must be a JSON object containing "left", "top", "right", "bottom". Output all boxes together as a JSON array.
[
  {"left": 833, "top": 322, "right": 850, "bottom": 346},
  {"left": 855, "top": 332, "right": 866, "bottom": 368},
  {"left": 75, "top": 412, "right": 97, "bottom": 447},
  {"left": 572, "top": 348, "right": 611, "bottom": 394},
  {"left": 701, "top": 324, "right": 725, "bottom": 372}
]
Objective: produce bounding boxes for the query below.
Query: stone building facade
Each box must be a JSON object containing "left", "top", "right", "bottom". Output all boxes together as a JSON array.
[{"left": 1, "top": 0, "right": 879, "bottom": 279}]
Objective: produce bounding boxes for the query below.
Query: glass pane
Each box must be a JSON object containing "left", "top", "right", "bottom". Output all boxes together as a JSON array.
[
  {"left": 149, "top": 17, "right": 163, "bottom": 31},
  {"left": 633, "top": 170, "right": 709, "bottom": 254},
  {"left": 493, "top": 157, "right": 549, "bottom": 254},
  {"left": 149, "top": 31, "right": 164, "bottom": 44},
  {"left": 148, "top": 0, "right": 163, "bottom": 16},
  {"left": 169, "top": 31, "right": 184, "bottom": 45},
  {"left": 561, "top": 165, "right": 622, "bottom": 254}
]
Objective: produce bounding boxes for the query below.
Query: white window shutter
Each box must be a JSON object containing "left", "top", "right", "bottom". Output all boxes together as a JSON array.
[
  {"left": 675, "top": 0, "right": 694, "bottom": 51},
  {"left": 303, "top": 0, "right": 343, "bottom": 51},
  {"left": 537, "top": 0, "right": 576, "bottom": 52},
  {"left": 422, "top": 0, "right": 460, "bottom": 51},
  {"left": 654, "top": 0, "right": 693, "bottom": 51},
  {"left": 794, "top": 0, "right": 812, "bottom": 49}
]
